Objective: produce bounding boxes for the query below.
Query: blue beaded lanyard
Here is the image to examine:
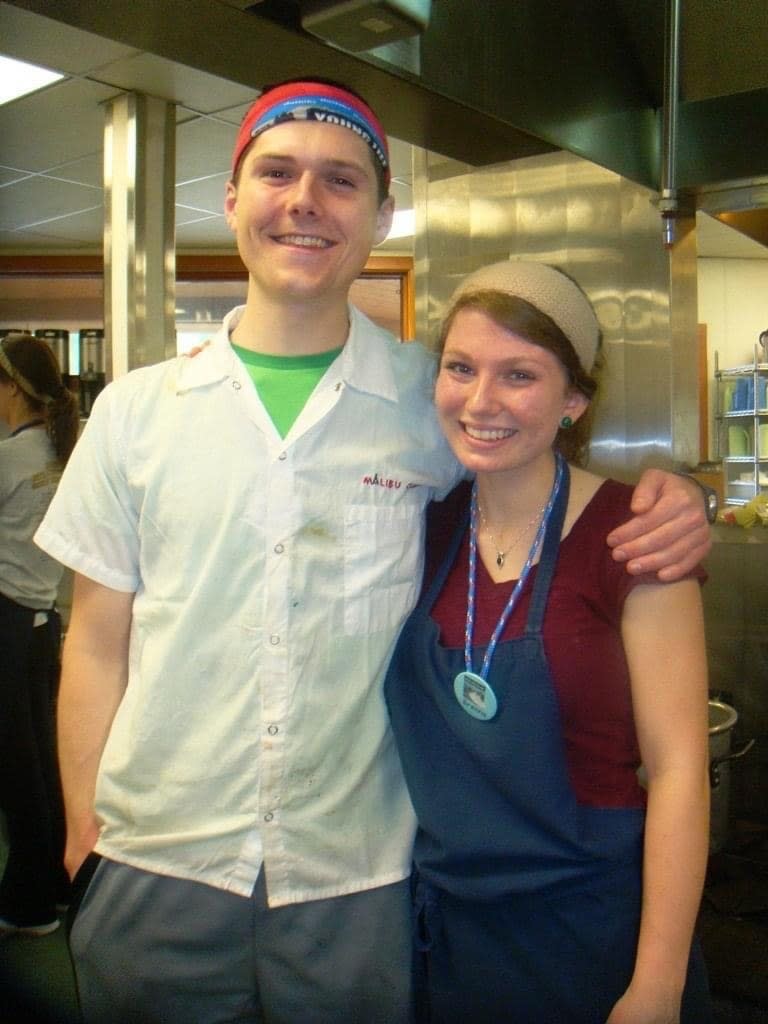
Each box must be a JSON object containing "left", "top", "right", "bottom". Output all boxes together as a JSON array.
[{"left": 454, "top": 453, "right": 565, "bottom": 721}]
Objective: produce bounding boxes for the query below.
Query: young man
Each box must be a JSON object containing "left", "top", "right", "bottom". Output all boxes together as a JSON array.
[{"left": 35, "top": 79, "right": 710, "bottom": 1023}]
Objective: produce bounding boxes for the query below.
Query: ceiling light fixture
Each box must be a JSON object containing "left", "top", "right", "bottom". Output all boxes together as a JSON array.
[
  {"left": 386, "top": 208, "right": 415, "bottom": 240},
  {"left": 301, "top": 1, "right": 431, "bottom": 52},
  {"left": 0, "top": 55, "right": 65, "bottom": 106}
]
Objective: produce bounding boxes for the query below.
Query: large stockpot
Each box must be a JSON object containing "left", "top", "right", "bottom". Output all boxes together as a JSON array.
[
  {"left": 636, "top": 700, "right": 753, "bottom": 853},
  {"left": 708, "top": 700, "right": 754, "bottom": 853}
]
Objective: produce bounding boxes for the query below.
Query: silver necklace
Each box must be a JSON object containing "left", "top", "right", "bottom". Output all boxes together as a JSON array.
[{"left": 477, "top": 498, "right": 549, "bottom": 569}]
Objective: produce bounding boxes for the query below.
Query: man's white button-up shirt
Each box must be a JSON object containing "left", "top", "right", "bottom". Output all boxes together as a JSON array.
[{"left": 36, "top": 306, "right": 462, "bottom": 906}]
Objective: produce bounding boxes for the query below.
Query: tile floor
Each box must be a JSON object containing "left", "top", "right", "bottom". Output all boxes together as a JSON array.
[{"left": 1, "top": 923, "right": 79, "bottom": 1024}]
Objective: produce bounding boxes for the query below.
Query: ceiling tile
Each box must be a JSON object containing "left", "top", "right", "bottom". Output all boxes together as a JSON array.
[
  {"left": 696, "top": 211, "right": 768, "bottom": 260},
  {"left": 218, "top": 100, "right": 257, "bottom": 126},
  {"left": 0, "top": 77, "right": 117, "bottom": 172},
  {"left": 94, "top": 52, "right": 258, "bottom": 113},
  {"left": 0, "top": 220, "right": 100, "bottom": 250},
  {"left": 0, "top": 3, "right": 138, "bottom": 75},
  {"left": 175, "top": 205, "right": 224, "bottom": 227},
  {"left": 0, "top": 227, "right": 22, "bottom": 247},
  {"left": 0, "top": 165, "right": 30, "bottom": 187},
  {"left": 19, "top": 206, "right": 104, "bottom": 246},
  {"left": 176, "top": 216, "right": 236, "bottom": 248},
  {"left": 44, "top": 154, "right": 104, "bottom": 190},
  {"left": 176, "top": 117, "right": 237, "bottom": 181},
  {"left": 176, "top": 175, "right": 230, "bottom": 216},
  {"left": 0, "top": 176, "right": 101, "bottom": 231}
]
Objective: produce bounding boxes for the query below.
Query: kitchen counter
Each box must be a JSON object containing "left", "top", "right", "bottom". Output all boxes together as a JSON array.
[{"left": 713, "top": 524, "right": 768, "bottom": 544}]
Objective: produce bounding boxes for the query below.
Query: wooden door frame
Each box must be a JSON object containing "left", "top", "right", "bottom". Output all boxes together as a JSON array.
[{"left": 0, "top": 253, "right": 415, "bottom": 340}]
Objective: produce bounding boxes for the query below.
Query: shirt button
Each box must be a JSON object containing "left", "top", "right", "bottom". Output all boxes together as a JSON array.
[
  {"left": 267, "top": 725, "right": 278, "bottom": 735},
  {"left": 278, "top": 452, "right": 287, "bottom": 461},
  {"left": 264, "top": 812, "right": 274, "bottom": 823},
  {"left": 231, "top": 380, "right": 241, "bottom": 390},
  {"left": 269, "top": 634, "right": 280, "bottom": 646},
  {"left": 274, "top": 543, "right": 284, "bottom": 554}
]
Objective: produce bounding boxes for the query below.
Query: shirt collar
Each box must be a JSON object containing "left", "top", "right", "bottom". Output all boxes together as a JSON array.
[
  {"left": 174, "top": 307, "right": 244, "bottom": 393},
  {"left": 335, "top": 306, "right": 398, "bottom": 403},
  {"left": 175, "top": 304, "right": 399, "bottom": 403}
]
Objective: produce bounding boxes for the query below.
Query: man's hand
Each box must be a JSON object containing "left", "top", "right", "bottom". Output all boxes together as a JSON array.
[
  {"left": 607, "top": 470, "right": 711, "bottom": 581},
  {"left": 184, "top": 340, "right": 212, "bottom": 358},
  {"left": 64, "top": 819, "right": 101, "bottom": 881}
]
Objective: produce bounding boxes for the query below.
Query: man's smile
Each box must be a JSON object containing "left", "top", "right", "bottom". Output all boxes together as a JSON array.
[{"left": 273, "top": 234, "right": 333, "bottom": 249}]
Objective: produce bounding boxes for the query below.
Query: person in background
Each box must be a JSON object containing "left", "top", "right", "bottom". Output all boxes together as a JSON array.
[
  {"left": 0, "top": 332, "right": 79, "bottom": 938},
  {"left": 385, "top": 261, "right": 713, "bottom": 1024},
  {"left": 37, "top": 79, "right": 710, "bottom": 1023}
]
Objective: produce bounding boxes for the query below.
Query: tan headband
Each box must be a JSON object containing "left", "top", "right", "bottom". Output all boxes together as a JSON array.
[
  {"left": 0, "top": 337, "right": 54, "bottom": 405},
  {"left": 447, "top": 261, "right": 600, "bottom": 373}
]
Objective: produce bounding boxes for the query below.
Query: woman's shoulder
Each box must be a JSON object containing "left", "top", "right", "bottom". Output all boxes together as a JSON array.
[{"left": 567, "top": 467, "right": 635, "bottom": 535}]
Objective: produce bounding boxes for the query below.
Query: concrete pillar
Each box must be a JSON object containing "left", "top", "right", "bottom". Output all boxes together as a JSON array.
[{"left": 103, "top": 92, "right": 176, "bottom": 378}]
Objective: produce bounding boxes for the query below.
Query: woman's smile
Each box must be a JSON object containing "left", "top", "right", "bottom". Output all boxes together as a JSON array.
[{"left": 462, "top": 424, "right": 517, "bottom": 442}]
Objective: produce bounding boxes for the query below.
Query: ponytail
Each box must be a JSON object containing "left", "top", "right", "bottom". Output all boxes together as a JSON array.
[
  {"left": 0, "top": 333, "right": 80, "bottom": 465},
  {"left": 46, "top": 385, "right": 80, "bottom": 465}
]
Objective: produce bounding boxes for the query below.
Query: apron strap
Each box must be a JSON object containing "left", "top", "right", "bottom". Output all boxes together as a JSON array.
[
  {"left": 422, "top": 503, "right": 470, "bottom": 610},
  {"left": 524, "top": 461, "right": 570, "bottom": 635}
]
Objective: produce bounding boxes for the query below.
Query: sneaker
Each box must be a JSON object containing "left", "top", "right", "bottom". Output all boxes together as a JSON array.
[{"left": 0, "top": 916, "right": 60, "bottom": 938}]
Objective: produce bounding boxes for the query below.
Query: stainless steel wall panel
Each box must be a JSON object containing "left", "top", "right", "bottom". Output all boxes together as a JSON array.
[
  {"left": 414, "top": 149, "right": 699, "bottom": 482},
  {"left": 668, "top": 216, "right": 700, "bottom": 468}
]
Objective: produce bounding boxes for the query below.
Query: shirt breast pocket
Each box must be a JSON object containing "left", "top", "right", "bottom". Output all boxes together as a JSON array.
[{"left": 343, "top": 502, "right": 423, "bottom": 636}]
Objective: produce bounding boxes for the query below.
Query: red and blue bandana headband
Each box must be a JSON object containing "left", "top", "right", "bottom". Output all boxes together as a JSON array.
[{"left": 232, "top": 82, "right": 390, "bottom": 187}]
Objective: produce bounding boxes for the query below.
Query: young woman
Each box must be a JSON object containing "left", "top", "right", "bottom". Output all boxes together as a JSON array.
[
  {"left": 385, "top": 262, "right": 713, "bottom": 1023},
  {"left": 0, "top": 332, "right": 79, "bottom": 936}
]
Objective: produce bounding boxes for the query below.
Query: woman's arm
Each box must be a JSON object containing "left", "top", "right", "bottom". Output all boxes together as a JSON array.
[{"left": 607, "top": 579, "right": 710, "bottom": 1024}]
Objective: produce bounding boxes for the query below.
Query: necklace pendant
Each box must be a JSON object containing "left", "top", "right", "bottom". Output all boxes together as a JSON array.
[{"left": 496, "top": 552, "right": 505, "bottom": 568}]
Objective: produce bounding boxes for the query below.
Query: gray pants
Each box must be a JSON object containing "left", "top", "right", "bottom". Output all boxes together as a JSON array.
[{"left": 70, "top": 859, "right": 413, "bottom": 1024}]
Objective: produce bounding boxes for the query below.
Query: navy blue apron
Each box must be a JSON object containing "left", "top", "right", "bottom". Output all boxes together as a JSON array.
[{"left": 385, "top": 466, "right": 712, "bottom": 1023}]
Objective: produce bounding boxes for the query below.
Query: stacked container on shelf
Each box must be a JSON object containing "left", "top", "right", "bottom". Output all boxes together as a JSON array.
[{"left": 715, "top": 345, "right": 768, "bottom": 506}]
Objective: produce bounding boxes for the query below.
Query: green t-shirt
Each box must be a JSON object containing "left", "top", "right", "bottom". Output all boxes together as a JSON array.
[{"left": 232, "top": 343, "right": 343, "bottom": 438}]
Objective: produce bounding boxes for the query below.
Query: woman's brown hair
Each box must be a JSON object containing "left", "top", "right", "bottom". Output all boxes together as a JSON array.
[{"left": 0, "top": 332, "right": 80, "bottom": 465}]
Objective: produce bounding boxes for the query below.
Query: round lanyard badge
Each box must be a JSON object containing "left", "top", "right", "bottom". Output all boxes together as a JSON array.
[
  {"left": 453, "top": 670, "right": 498, "bottom": 721},
  {"left": 454, "top": 455, "right": 564, "bottom": 722}
]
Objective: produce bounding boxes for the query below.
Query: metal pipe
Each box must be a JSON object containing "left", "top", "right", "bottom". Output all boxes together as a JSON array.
[{"left": 660, "top": 0, "right": 681, "bottom": 248}]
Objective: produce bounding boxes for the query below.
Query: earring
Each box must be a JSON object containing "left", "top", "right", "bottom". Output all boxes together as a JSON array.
[{"left": 560, "top": 415, "right": 573, "bottom": 429}]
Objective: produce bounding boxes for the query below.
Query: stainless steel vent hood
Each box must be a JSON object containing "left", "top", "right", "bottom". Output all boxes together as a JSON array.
[{"left": 4, "top": 0, "right": 768, "bottom": 228}]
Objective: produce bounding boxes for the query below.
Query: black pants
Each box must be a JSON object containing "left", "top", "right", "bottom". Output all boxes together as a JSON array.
[{"left": 0, "top": 590, "right": 66, "bottom": 925}]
